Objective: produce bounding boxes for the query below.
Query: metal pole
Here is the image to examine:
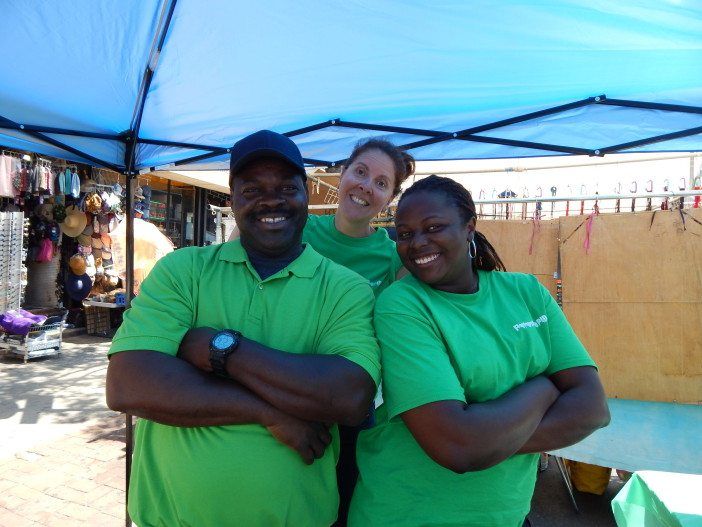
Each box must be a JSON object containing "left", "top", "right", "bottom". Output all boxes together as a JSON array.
[
  {"left": 193, "top": 187, "right": 207, "bottom": 246},
  {"left": 166, "top": 179, "right": 172, "bottom": 240},
  {"left": 124, "top": 171, "right": 135, "bottom": 527}
]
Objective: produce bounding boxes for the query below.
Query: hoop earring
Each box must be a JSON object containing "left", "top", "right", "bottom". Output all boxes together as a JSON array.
[{"left": 468, "top": 239, "right": 477, "bottom": 259}]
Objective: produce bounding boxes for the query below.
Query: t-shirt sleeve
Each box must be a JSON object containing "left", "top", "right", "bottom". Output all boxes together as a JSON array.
[
  {"left": 540, "top": 283, "right": 597, "bottom": 375},
  {"left": 390, "top": 246, "right": 403, "bottom": 278},
  {"left": 316, "top": 279, "right": 382, "bottom": 385},
  {"left": 109, "top": 252, "right": 194, "bottom": 357},
  {"left": 375, "top": 306, "right": 466, "bottom": 421}
]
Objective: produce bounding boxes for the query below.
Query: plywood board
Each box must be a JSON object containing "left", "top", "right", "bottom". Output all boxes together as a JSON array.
[
  {"left": 560, "top": 208, "right": 702, "bottom": 403},
  {"left": 478, "top": 218, "right": 559, "bottom": 297},
  {"left": 564, "top": 302, "right": 702, "bottom": 403},
  {"left": 559, "top": 210, "right": 702, "bottom": 303}
]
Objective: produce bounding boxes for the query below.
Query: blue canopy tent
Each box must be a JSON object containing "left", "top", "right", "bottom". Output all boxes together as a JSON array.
[
  {"left": 2, "top": 1, "right": 701, "bottom": 172},
  {"left": 2, "top": 1, "right": 702, "bottom": 523}
]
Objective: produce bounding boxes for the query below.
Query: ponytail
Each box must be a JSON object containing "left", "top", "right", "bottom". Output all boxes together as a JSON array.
[{"left": 473, "top": 231, "right": 506, "bottom": 272}]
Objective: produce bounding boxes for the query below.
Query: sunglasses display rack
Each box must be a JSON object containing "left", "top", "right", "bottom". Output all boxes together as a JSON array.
[{"left": 0, "top": 211, "right": 27, "bottom": 314}]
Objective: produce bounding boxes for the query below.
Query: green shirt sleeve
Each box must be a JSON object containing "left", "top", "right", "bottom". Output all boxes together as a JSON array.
[
  {"left": 389, "top": 245, "right": 403, "bottom": 279},
  {"left": 109, "top": 251, "right": 195, "bottom": 357},
  {"left": 540, "top": 283, "right": 597, "bottom": 375},
  {"left": 375, "top": 307, "right": 466, "bottom": 421},
  {"left": 317, "top": 279, "right": 382, "bottom": 386}
]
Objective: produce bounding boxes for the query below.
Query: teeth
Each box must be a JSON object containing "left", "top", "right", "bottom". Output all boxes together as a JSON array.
[
  {"left": 350, "top": 195, "right": 369, "bottom": 206},
  {"left": 414, "top": 254, "right": 439, "bottom": 265},
  {"left": 259, "top": 217, "right": 286, "bottom": 224}
]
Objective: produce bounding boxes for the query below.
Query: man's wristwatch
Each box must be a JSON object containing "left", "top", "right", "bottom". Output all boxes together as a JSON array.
[{"left": 209, "top": 329, "right": 242, "bottom": 378}]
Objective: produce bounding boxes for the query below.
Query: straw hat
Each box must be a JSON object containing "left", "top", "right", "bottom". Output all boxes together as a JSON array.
[
  {"left": 69, "top": 254, "right": 87, "bottom": 275},
  {"left": 59, "top": 206, "right": 88, "bottom": 238},
  {"left": 85, "top": 192, "right": 103, "bottom": 214},
  {"left": 101, "top": 249, "right": 112, "bottom": 261},
  {"left": 91, "top": 235, "right": 103, "bottom": 249},
  {"left": 77, "top": 234, "right": 91, "bottom": 246},
  {"left": 100, "top": 233, "right": 111, "bottom": 247}
]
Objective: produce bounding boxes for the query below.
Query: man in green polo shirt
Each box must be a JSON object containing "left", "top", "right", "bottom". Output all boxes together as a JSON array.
[{"left": 106, "top": 130, "right": 380, "bottom": 527}]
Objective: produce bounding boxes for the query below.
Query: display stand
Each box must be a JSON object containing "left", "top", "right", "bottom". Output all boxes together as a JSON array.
[
  {"left": 0, "top": 311, "right": 68, "bottom": 363},
  {"left": 83, "top": 299, "right": 123, "bottom": 336}
]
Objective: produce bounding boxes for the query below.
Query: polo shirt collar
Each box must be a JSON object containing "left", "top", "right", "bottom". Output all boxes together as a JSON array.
[{"left": 218, "top": 240, "right": 322, "bottom": 278}]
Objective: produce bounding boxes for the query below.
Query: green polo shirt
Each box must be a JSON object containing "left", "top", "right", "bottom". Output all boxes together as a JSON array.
[
  {"left": 349, "top": 271, "right": 596, "bottom": 527},
  {"left": 303, "top": 214, "right": 402, "bottom": 296},
  {"left": 109, "top": 240, "right": 380, "bottom": 527}
]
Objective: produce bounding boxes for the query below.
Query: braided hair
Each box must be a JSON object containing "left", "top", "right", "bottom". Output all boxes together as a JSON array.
[
  {"left": 398, "top": 175, "right": 506, "bottom": 272},
  {"left": 344, "top": 139, "right": 416, "bottom": 197}
]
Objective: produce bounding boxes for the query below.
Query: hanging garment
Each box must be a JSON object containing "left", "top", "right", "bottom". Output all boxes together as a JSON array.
[
  {"left": 56, "top": 170, "right": 66, "bottom": 194},
  {"left": 38, "top": 164, "right": 53, "bottom": 192},
  {"left": 0, "top": 155, "right": 15, "bottom": 197},
  {"left": 11, "top": 157, "right": 27, "bottom": 195},
  {"left": 27, "top": 164, "right": 37, "bottom": 192},
  {"left": 70, "top": 170, "right": 80, "bottom": 197}
]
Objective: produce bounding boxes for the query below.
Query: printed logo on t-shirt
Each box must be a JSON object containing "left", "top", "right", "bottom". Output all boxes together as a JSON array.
[
  {"left": 513, "top": 314, "right": 548, "bottom": 332},
  {"left": 369, "top": 280, "right": 383, "bottom": 288}
]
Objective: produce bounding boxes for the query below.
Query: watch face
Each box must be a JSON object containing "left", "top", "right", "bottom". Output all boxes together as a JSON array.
[{"left": 212, "top": 332, "right": 235, "bottom": 350}]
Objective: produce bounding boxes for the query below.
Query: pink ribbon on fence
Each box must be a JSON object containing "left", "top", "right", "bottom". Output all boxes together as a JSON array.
[
  {"left": 529, "top": 214, "right": 541, "bottom": 255},
  {"left": 583, "top": 203, "right": 599, "bottom": 254}
]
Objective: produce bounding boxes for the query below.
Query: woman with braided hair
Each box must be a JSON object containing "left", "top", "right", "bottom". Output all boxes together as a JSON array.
[{"left": 349, "top": 175, "right": 609, "bottom": 527}]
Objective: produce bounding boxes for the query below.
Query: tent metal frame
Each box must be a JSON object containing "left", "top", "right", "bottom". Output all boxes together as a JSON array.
[{"left": 2, "top": 95, "right": 702, "bottom": 173}]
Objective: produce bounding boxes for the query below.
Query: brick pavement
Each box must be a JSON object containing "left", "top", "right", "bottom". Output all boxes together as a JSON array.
[
  {"left": 0, "top": 335, "right": 622, "bottom": 527},
  {"left": 0, "top": 335, "right": 127, "bottom": 526}
]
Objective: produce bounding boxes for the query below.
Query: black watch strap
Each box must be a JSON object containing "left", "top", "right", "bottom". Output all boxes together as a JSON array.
[{"left": 209, "top": 330, "right": 242, "bottom": 378}]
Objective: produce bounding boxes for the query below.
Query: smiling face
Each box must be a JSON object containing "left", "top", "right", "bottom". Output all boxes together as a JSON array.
[
  {"left": 395, "top": 190, "right": 476, "bottom": 293},
  {"left": 336, "top": 149, "right": 396, "bottom": 225},
  {"left": 231, "top": 157, "right": 308, "bottom": 257}
]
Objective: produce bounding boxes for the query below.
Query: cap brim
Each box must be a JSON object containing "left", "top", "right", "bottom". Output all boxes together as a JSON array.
[{"left": 230, "top": 148, "right": 306, "bottom": 183}]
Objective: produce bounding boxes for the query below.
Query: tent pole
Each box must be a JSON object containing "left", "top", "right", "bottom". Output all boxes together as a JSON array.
[
  {"left": 138, "top": 137, "right": 223, "bottom": 151},
  {"left": 600, "top": 125, "right": 702, "bottom": 154},
  {"left": 122, "top": 169, "right": 135, "bottom": 527},
  {"left": 121, "top": 1, "right": 179, "bottom": 522},
  {"left": 0, "top": 113, "right": 123, "bottom": 171},
  {"left": 0, "top": 121, "right": 121, "bottom": 140}
]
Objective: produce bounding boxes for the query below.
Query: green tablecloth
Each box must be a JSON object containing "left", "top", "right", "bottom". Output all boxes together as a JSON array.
[{"left": 612, "top": 471, "right": 702, "bottom": 527}]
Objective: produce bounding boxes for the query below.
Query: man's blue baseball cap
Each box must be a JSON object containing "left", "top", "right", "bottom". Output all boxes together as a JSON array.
[{"left": 229, "top": 130, "right": 306, "bottom": 185}]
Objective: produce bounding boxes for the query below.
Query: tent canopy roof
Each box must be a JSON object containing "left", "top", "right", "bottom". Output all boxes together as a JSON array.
[{"left": 1, "top": 0, "right": 701, "bottom": 173}]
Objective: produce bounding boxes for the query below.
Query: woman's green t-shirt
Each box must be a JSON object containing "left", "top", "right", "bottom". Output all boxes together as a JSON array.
[
  {"left": 349, "top": 270, "right": 596, "bottom": 527},
  {"left": 303, "top": 214, "right": 401, "bottom": 297}
]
